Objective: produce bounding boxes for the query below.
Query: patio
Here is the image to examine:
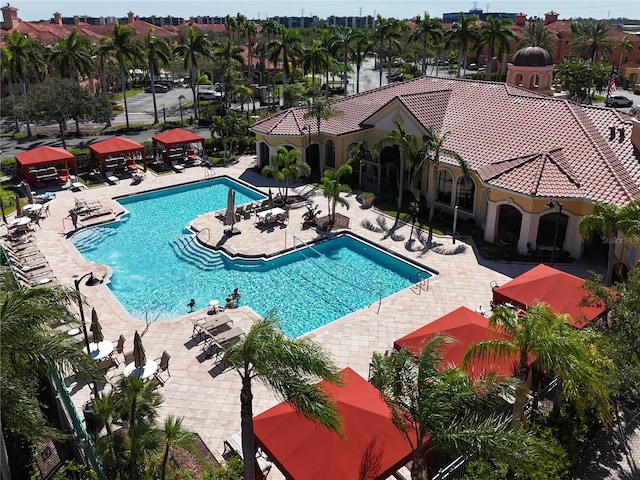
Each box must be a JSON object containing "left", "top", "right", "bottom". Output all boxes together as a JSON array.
[{"left": 5, "top": 153, "right": 521, "bottom": 477}]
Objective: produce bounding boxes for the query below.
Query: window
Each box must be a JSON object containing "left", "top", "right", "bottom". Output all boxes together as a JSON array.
[
  {"left": 325, "top": 139, "right": 335, "bottom": 168},
  {"left": 259, "top": 142, "right": 270, "bottom": 168},
  {"left": 456, "top": 176, "right": 475, "bottom": 211},
  {"left": 436, "top": 170, "right": 453, "bottom": 205}
]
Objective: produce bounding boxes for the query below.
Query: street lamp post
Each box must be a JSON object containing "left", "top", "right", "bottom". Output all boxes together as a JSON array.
[
  {"left": 178, "top": 95, "right": 185, "bottom": 126},
  {"left": 545, "top": 199, "right": 563, "bottom": 267},
  {"left": 74, "top": 272, "right": 102, "bottom": 399}
]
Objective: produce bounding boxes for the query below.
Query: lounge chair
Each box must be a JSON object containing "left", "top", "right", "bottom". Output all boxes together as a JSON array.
[
  {"left": 57, "top": 168, "right": 69, "bottom": 185},
  {"left": 191, "top": 315, "right": 233, "bottom": 340},
  {"left": 204, "top": 326, "right": 245, "bottom": 358},
  {"left": 126, "top": 158, "right": 138, "bottom": 172},
  {"left": 224, "top": 432, "right": 272, "bottom": 476}
]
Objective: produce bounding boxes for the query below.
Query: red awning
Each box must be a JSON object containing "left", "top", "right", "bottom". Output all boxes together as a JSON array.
[
  {"left": 151, "top": 128, "right": 205, "bottom": 147},
  {"left": 254, "top": 367, "right": 413, "bottom": 480},
  {"left": 492, "top": 264, "right": 605, "bottom": 328},
  {"left": 152, "top": 128, "right": 206, "bottom": 166},
  {"left": 89, "top": 137, "right": 146, "bottom": 175},
  {"left": 394, "top": 306, "right": 517, "bottom": 378},
  {"left": 15, "top": 146, "right": 77, "bottom": 181}
]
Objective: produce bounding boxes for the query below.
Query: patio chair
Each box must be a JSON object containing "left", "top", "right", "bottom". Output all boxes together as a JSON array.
[
  {"left": 126, "top": 158, "right": 138, "bottom": 173},
  {"left": 57, "top": 169, "right": 69, "bottom": 185},
  {"left": 204, "top": 326, "right": 245, "bottom": 359},
  {"left": 98, "top": 357, "right": 118, "bottom": 375},
  {"left": 123, "top": 350, "right": 135, "bottom": 366},
  {"left": 224, "top": 432, "right": 272, "bottom": 476},
  {"left": 153, "top": 351, "right": 171, "bottom": 385}
]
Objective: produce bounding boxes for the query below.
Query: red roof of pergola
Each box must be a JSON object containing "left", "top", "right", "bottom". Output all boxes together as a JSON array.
[
  {"left": 15, "top": 146, "right": 77, "bottom": 179},
  {"left": 394, "top": 306, "right": 518, "bottom": 378},
  {"left": 492, "top": 264, "right": 605, "bottom": 328},
  {"left": 89, "top": 137, "right": 147, "bottom": 175},
  {"left": 151, "top": 128, "right": 205, "bottom": 147},
  {"left": 254, "top": 367, "right": 414, "bottom": 480},
  {"left": 152, "top": 128, "right": 206, "bottom": 166}
]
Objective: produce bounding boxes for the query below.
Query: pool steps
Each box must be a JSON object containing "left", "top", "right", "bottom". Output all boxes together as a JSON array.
[{"left": 169, "top": 235, "right": 225, "bottom": 271}]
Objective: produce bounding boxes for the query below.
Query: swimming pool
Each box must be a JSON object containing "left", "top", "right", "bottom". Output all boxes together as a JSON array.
[{"left": 72, "top": 178, "right": 432, "bottom": 337}]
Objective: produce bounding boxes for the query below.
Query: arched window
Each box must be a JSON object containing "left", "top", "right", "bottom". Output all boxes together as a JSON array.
[
  {"left": 259, "top": 142, "right": 270, "bottom": 168},
  {"left": 456, "top": 176, "right": 475, "bottom": 211},
  {"left": 515, "top": 72, "right": 524, "bottom": 87},
  {"left": 436, "top": 170, "right": 453, "bottom": 205},
  {"left": 529, "top": 73, "right": 540, "bottom": 89},
  {"left": 325, "top": 139, "right": 335, "bottom": 168}
]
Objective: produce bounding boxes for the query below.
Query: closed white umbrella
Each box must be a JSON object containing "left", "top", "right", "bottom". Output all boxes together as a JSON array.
[{"left": 22, "top": 182, "right": 34, "bottom": 204}]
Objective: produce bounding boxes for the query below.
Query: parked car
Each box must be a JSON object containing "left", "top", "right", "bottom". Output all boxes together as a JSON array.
[
  {"left": 387, "top": 72, "right": 404, "bottom": 82},
  {"left": 436, "top": 60, "right": 449, "bottom": 66},
  {"left": 145, "top": 84, "right": 169, "bottom": 93},
  {"left": 604, "top": 95, "right": 633, "bottom": 108}
]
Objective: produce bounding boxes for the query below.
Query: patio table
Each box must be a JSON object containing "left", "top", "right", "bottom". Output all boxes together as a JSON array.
[
  {"left": 85, "top": 341, "right": 115, "bottom": 361},
  {"left": 124, "top": 360, "right": 158, "bottom": 380},
  {"left": 10, "top": 216, "right": 31, "bottom": 227},
  {"left": 24, "top": 204, "right": 42, "bottom": 213}
]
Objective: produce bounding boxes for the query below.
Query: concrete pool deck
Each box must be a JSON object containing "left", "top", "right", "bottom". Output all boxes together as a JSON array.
[{"left": 3, "top": 155, "right": 605, "bottom": 477}]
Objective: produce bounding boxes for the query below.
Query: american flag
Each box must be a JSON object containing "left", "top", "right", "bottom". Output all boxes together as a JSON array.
[{"left": 607, "top": 74, "right": 617, "bottom": 97}]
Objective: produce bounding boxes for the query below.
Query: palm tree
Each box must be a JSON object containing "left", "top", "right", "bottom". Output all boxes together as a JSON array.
[
  {"left": 617, "top": 34, "right": 634, "bottom": 72},
  {"left": 159, "top": 415, "right": 196, "bottom": 480},
  {"left": 224, "top": 14, "right": 237, "bottom": 40},
  {"left": 415, "top": 127, "right": 468, "bottom": 223},
  {"left": 267, "top": 27, "right": 303, "bottom": 88},
  {"left": 262, "top": 146, "right": 311, "bottom": 202},
  {"left": 4, "top": 31, "right": 39, "bottom": 136},
  {"left": 145, "top": 28, "right": 171, "bottom": 124},
  {"left": 446, "top": 12, "right": 479, "bottom": 77},
  {"left": 223, "top": 312, "right": 342, "bottom": 480},
  {"left": 350, "top": 30, "right": 373, "bottom": 93},
  {"left": 372, "top": 15, "right": 403, "bottom": 86},
  {"left": 115, "top": 374, "right": 163, "bottom": 478},
  {"left": 93, "top": 37, "right": 115, "bottom": 96},
  {"left": 174, "top": 26, "right": 211, "bottom": 121},
  {"left": 578, "top": 200, "right": 640, "bottom": 285},
  {"left": 371, "top": 120, "right": 419, "bottom": 216},
  {"left": 302, "top": 39, "right": 329, "bottom": 94},
  {"left": 479, "top": 16, "right": 515, "bottom": 81},
  {"left": 243, "top": 20, "right": 259, "bottom": 86},
  {"left": 110, "top": 24, "right": 143, "bottom": 130},
  {"left": 410, "top": 13, "right": 443, "bottom": 75},
  {"left": 371, "top": 339, "right": 559, "bottom": 480},
  {"left": 320, "top": 162, "right": 352, "bottom": 227},
  {"left": 303, "top": 96, "right": 342, "bottom": 140},
  {"left": 569, "top": 21, "right": 614, "bottom": 62},
  {"left": 0, "top": 280, "right": 100, "bottom": 474},
  {"left": 49, "top": 29, "right": 94, "bottom": 81},
  {"left": 516, "top": 21, "right": 556, "bottom": 53},
  {"left": 330, "top": 27, "right": 355, "bottom": 96},
  {"left": 463, "top": 303, "right": 612, "bottom": 429}
]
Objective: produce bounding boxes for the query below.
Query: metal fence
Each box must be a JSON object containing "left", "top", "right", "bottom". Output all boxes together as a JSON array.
[
  {"left": 52, "top": 374, "right": 107, "bottom": 480},
  {"left": 431, "top": 378, "right": 559, "bottom": 480}
]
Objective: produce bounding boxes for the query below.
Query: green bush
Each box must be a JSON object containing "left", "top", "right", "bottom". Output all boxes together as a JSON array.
[{"left": 203, "top": 456, "right": 243, "bottom": 480}]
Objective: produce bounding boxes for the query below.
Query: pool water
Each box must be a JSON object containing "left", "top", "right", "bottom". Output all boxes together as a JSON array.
[{"left": 72, "top": 178, "right": 431, "bottom": 337}]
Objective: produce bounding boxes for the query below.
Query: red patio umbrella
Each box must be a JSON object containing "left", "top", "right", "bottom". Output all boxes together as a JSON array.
[
  {"left": 492, "top": 264, "right": 605, "bottom": 328},
  {"left": 394, "top": 306, "right": 517, "bottom": 378},
  {"left": 254, "top": 367, "right": 414, "bottom": 480}
]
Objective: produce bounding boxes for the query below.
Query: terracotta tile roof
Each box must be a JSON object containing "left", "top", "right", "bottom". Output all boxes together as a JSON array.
[{"left": 252, "top": 76, "right": 640, "bottom": 205}]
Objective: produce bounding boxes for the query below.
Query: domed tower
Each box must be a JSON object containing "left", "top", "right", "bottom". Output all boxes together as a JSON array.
[{"left": 506, "top": 46, "right": 555, "bottom": 95}]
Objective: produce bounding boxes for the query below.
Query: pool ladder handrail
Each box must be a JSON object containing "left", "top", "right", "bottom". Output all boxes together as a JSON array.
[
  {"left": 182, "top": 228, "right": 211, "bottom": 251},
  {"left": 410, "top": 272, "right": 430, "bottom": 294}
]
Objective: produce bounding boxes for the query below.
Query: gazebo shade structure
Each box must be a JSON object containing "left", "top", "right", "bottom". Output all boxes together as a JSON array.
[
  {"left": 492, "top": 264, "right": 605, "bottom": 328},
  {"left": 89, "top": 137, "right": 146, "bottom": 177},
  {"left": 254, "top": 367, "right": 414, "bottom": 480},
  {"left": 151, "top": 128, "right": 205, "bottom": 167},
  {"left": 16, "top": 146, "right": 77, "bottom": 187},
  {"left": 394, "top": 306, "right": 518, "bottom": 378}
]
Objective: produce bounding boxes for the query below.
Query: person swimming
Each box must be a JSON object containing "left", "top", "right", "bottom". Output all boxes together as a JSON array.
[{"left": 187, "top": 299, "right": 196, "bottom": 310}]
